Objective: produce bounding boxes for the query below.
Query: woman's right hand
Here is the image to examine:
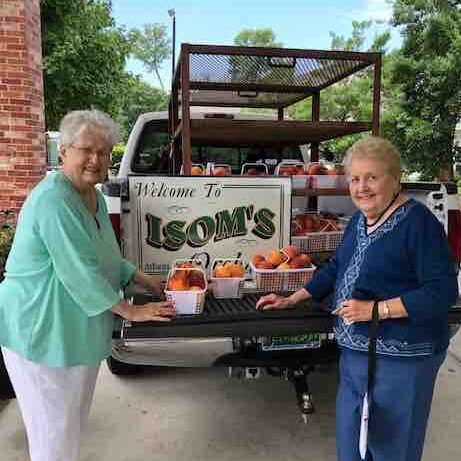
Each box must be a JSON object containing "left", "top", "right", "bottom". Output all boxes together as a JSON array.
[{"left": 255, "top": 293, "right": 295, "bottom": 310}]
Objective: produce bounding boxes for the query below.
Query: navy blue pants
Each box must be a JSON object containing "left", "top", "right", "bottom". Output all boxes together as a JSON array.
[{"left": 336, "top": 348, "right": 446, "bottom": 461}]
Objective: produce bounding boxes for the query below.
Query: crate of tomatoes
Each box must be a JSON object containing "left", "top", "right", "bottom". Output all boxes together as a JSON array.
[{"left": 249, "top": 246, "right": 315, "bottom": 292}]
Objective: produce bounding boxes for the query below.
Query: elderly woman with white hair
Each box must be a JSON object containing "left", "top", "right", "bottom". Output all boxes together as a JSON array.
[
  {"left": 0, "top": 110, "right": 175, "bottom": 461},
  {"left": 257, "top": 136, "right": 458, "bottom": 461}
]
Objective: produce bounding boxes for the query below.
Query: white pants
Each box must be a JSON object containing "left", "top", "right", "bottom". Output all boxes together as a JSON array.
[{"left": 1, "top": 347, "right": 100, "bottom": 461}]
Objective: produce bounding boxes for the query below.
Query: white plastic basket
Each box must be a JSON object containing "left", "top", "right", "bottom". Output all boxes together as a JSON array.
[
  {"left": 249, "top": 263, "right": 315, "bottom": 292},
  {"left": 240, "top": 163, "right": 268, "bottom": 176},
  {"left": 210, "top": 258, "right": 246, "bottom": 299},
  {"left": 292, "top": 231, "right": 344, "bottom": 253},
  {"left": 205, "top": 163, "right": 232, "bottom": 176},
  {"left": 274, "top": 161, "right": 306, "bottom": 176},
  {"left": 164, "top": 266, "right": 207, "bottom": 315},
  {"left": 180, "top": 163, "right": 205, "bottom": 175}
]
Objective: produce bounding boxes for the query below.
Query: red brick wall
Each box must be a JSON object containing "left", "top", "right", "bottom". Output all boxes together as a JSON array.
[{"left": 0, "top": 0, "right": 46, "bottom": 216}]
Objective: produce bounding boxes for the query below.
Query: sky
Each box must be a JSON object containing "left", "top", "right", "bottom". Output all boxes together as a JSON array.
[{"left": 111, "top": 0, "right": 401, "bottom": 89}]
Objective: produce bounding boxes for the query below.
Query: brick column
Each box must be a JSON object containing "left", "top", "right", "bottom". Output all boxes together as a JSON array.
[{"left": 0, "top": 0, "right": 46, "bottom": 215}]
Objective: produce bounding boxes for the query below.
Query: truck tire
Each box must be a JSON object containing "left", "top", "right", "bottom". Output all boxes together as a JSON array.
[{"left": 106, "top": 356, "right": 142, "bottom": 376}]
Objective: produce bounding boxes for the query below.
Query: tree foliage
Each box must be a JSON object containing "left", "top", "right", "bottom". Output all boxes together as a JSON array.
[
  {"left": 128, "top": 24, "right": 171, "bottom": 92},
  {"left": 233, "top": 28, "right": 283, "bottom": 48},
  {"left": 116, "top": 74, "right": 168, "bottom": 140},
  {"left": 288, "top": 21, "right": 399, "bottom": 161},
  {"left": 40, "top": 0, "right": 131, "bottom": 130},
  {"left": 389, "top": 0, "right": 461, "bottom": 179}
]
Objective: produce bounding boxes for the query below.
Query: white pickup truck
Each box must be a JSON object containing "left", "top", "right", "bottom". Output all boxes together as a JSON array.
[{"left": 101, "top": 109, "right": 461, "bottom": 420}]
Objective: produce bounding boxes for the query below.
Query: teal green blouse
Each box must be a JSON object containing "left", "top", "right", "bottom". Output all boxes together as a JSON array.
[{"left": 0, "top": 171, "right": 136, "bottom": 367}]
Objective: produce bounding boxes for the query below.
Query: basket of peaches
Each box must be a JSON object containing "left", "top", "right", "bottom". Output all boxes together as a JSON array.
[
  {"left": 165, "top": 261, "right": 208, "bottom": 315},
  {"left": 210, "top": 258, "right": 246, "bottom": 299},
  {"left": 249, "top": 246, "right": 315, "bottom": 292}
]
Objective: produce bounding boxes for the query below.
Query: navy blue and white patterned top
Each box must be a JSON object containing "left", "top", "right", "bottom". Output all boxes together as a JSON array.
[{"left": 305, "top": 199, "right": 458, "bottom": 357}]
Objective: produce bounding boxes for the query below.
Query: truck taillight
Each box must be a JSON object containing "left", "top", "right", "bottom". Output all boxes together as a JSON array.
[
  {"left": 109, "top": 213, "right": 121, "bottom": 246},
  {"left": 448, "top": 209, "right": 461, "bottom": 266}
]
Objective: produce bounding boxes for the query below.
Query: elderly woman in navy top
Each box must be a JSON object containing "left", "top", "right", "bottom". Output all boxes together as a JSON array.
[
  {"left": 257, "top": 136, "right": 458, "bottom": 461},
  {"left": 0, "top": 110, "right": 175, "bottom": 461}
]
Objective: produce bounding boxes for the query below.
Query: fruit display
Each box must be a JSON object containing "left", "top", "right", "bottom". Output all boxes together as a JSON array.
[
  {"left": 180, "top": 163, "right": 205, "bottom": 175},
  {"left": 165, "top": 262, "right": 207, "bottom": 315},
  {"left": 306, "top": 162, "right": 328, "bottom": 176},
  {"left": 291, "top": 214, "right": 342, "bottom": 236},
  {"left": 250, "top": 246, "right": 315, "bottom": 291},
  {"left": 240, "top": 163, "right": 268, "bottom": 176},
  {"left": 250, "top": 246, "right": 312, "bottom": 270},
  {"left": 210, "top": 259, "right": 246, "bottom": 299},
  {"left": 291, "top": 214, "right": 345, "bottom": 254},
  {"left": 191, "top": 164, "right": 205, "bottom": 175},
  {"left": 307, "top": 163, "right": 347, "bottom": 189},
  {"left": 212, "top": 260, "right": 246, "bottom": 278},
  {"left": 207, "top": 163, "right": 232, "bottom": 176},
  {"left": 275, "top": 162, "right": 306, "bottom": 176},
  {"left": 166, "top": 262, "right": 207, "bottom": 291}
]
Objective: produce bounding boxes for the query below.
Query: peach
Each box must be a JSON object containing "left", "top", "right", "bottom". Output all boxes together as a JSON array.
[
  {"left": 255, "top": 260, "right": 274, "bottom": 269},
  {"left": 214, "top": 265, "right": 232, "bottom": 278},
  {"left": 303, "top": 215, "right": 316, "bottom": 232},
  {"left": 277, "top": 262, "right": 291, "bottom": 270},
  {"left": 188, "top": 270, "right": 206, "bottom": 288},
  {"left": 213, "top": 167, "right": 229, "bottom": 176},
  {"left": 266, "top": 249, "right": 284, "bottom": 267},
  {"left": 281, "top": 245, "right": 298, "bottom": 260},
  {"left": 295, "top": 165, "right": 306, "bottom": 175},
  {"left": 173, "top": 269, "right": 189, "bottom": 281},
  {"left": 168, "top": 277, "right": 189, "bottom": 291},
  {"left": 251, "top": 254, "right": 265, "bottom": 266},
  {"left": 307, "top": 164, "right": 328, "bottom": 175},
  {"left": 229, "top": 263, "right": 245, "bottom": 278},
  {"left": 290, "top": 254, "right": 311, "bottom": 268},
  {"left": 191, "top": 166, "right": 203, "bottom": 175}
]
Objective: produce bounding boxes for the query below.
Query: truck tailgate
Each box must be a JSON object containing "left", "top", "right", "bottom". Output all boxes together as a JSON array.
[{"left": 120, "top": 294, "right": 461, "bottom": 340}]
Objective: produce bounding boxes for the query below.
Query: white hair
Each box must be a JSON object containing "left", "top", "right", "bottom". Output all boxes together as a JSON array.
[
  {"left": 59, "top": 110, "right": 119, "bottom": 149},
  {"left": 344, "top": 136, "right": 401, "bottom": 177}
]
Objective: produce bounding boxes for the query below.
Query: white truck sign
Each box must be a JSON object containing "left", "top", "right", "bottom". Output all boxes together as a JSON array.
[{"left": 122, "top": 176, "right": 292, "bottom": 277}]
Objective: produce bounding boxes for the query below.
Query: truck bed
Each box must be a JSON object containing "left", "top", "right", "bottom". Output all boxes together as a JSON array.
[{"left": 121, "top": 293, "right": 461, "bottom": 340}]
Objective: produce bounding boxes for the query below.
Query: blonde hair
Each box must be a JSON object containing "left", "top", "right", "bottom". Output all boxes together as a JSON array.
[
  {"left": 344, "top": 136, "right": 401, "bottom": 178},
  {"left": 59, "top": 109, "right": 119, "bottom": 149}
]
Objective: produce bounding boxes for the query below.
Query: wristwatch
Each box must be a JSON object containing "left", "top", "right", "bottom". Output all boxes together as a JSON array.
[{"left": 382, "top": 300, "right": 391, "bottom": 319}]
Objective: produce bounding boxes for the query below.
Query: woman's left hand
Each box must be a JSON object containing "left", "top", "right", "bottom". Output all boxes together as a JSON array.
[{"left": 334, "top": 299, "right": 373, "bottom": 323}]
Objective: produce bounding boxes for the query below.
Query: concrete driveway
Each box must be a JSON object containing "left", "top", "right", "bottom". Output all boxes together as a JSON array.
[{"left": 1, "top": 340, "right": 461, "bottom": 461}]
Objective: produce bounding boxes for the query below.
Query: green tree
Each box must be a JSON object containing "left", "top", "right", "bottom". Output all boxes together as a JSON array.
[
  {"left": 288, "top": 21, "right": 400, "bottom": 161},
  {"left": 233, "top": 28, "right": 283, "bottom": 48},
  {"left": 41, "top": 0, "right": 130, "bottom": 129},
  {"left": 231, "top": 28, "right": 286, "bottom": 90},
  {"left": 128, "top": 24, "right": 171, "bottom": 92},
  {"left": 116, "top": 74, "right": 168, "bottom": 141},
  {"left": 389, "top": 0, "right": 461, "bottom": 180}
]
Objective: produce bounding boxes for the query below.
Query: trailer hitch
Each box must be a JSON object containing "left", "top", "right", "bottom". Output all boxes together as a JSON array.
[{"left": 287, "top": 367, "right": 315, "bottom": 423}]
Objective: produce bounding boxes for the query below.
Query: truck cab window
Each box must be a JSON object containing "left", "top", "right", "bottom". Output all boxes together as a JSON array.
[
  {"left": 132, "top": 121, "right": 304, "bottom": 175},
  {"left": 132, "top": 121, "right": 170, "bottom": 174}
]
